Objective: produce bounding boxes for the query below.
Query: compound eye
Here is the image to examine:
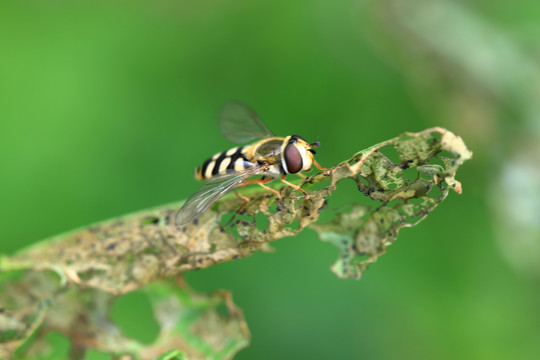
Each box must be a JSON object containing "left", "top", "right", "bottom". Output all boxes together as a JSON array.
[{"left": 284, "top": 143, "right": 303, "bottom": 174}]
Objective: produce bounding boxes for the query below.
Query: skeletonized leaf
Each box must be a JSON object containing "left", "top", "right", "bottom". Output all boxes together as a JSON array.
[
  {"left": 1, "top": 127, "right": 471, "bottom": 358},
  {"left": 1, "top": 277, "right": 248, "bottom": 360}
]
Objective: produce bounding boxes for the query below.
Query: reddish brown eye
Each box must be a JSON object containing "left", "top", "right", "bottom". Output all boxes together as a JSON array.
[{"left": 284, "top": 143, "right": 303, "bottom": 174}]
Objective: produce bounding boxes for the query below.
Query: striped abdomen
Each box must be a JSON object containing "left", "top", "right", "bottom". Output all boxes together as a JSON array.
[{"left": 194, "top": 146, "right": 253, "bottom": 180}]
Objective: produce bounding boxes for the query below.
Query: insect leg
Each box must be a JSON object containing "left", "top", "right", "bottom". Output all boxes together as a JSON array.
[
  {"left": 234, "top": 176, "right": 281, "bottom": 198},
  {"left": 280, "top": 174, "right": 308, "bottom": 196},
  {"left": 225, "top": 178, "right": 279, "bottom": 227},
  {"left": 221, "top": 189, "right": 251, "bottom": 229},
  {"left": 233, "top": 188, "right": 250, "bottom": 213},
  {"left": 256, "top": 178, "right": 282, "bottom": 199},
  {"left": 236, "top": 178, "right": 268, "bottom": 187},
  {"left": 313, "top": 159, "right": 328, "bottom": 171}
]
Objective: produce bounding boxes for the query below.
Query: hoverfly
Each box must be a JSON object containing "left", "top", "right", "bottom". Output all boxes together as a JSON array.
[{"left": 176, "top": 101, "right": 326, "bottom": 226}]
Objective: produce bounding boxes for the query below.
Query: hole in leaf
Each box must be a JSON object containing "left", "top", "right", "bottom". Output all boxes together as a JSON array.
[
  {"left": 333, "top": 178, "right": 374, "bottom": 208},
  {"left": 215, "top": 301, "right": 230, "bottom": 317},
  {"left": 219, "top": 212, "right": 235, "bottom": 228},
  {"left": 428, "top": 184, "right": 442, "bottom": 200},
  {"left": 429, "top": 156, "right": 446, "bottom": 168},
  {"left": 303, "top": 176, "right": 330, "bottom": 192},
  {"left": 84, "top": 349, "right": 111, "bottom": 360},
  {"left": 285, "top": 219, "right": 300, "bottom": 231},
  {"left": 255, "top": 211, "right": 269, "bottom": 231},
  {"left": 379, "top": 145, "right": 401, "bottom": 164},
  {"left": 402, "top": 167, "right": 418, "bottom": 183},
  {"left": 14, "top": 331, "right": 70, "bottom": 359},
  {"left": 111, "top": 291, "right": 159, "bottom": 345}
]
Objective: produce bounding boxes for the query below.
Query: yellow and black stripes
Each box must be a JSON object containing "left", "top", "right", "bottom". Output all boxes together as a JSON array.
[{"left": 194, "top": 146, "right": 253, "bottom": 180}]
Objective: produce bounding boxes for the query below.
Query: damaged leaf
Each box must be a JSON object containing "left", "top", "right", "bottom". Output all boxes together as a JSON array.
[
  {"left": 0, "top": 128, "right": 471, "bottom": 358},
  {"left": 311, "top": 128, "right": 472, "bottom": 278},
  {"left": 0, "top": 275, "right": 248, "bottom": 360}
]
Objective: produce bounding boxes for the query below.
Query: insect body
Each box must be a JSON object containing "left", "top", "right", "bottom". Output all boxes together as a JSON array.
[
  {"left": 194, "top": 136, "right": 315, "bottom": 181},
  {"left": 176, "top": 101, "right": 325, "bottom": 226}
]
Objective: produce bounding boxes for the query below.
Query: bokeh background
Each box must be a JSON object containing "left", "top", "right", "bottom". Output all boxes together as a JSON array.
[{"left": 1, "top": 0, "right": 540, "bottom": 359}]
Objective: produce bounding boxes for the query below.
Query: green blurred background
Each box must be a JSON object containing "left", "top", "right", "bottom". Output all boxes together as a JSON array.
[{"left": 1, "top": 0, "right": 540, "bottom": 359}]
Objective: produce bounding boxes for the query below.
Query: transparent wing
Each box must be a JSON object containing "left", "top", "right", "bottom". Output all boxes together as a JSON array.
[
  {"left": 219, "top": 101, "right": 274, "bottom": 143},
  {"left": 176, "top": 165, "right": 263, "bottom": 226}
]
